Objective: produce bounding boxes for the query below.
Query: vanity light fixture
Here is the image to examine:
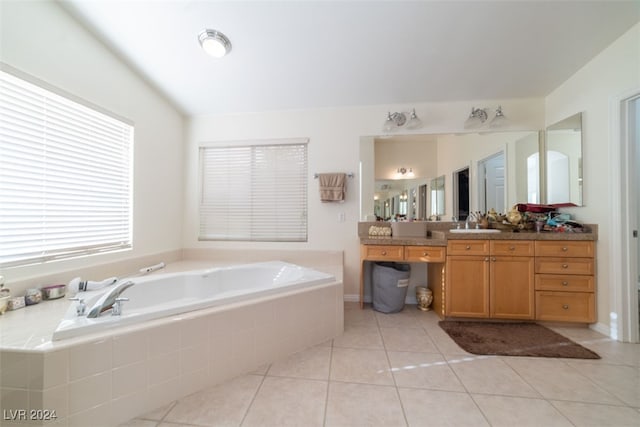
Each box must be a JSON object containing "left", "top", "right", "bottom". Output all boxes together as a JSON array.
[
  {"left": 396, "top": 167, "right": 414, "bottom": 178},
  {"left": 383, "top": 109, "right": 423, "bottom": 132},
  {"left": 198, "top": 29, "right": 232, "bottom": 58},
  {"left": 465, "top": 106, "right": 507, "bottom": 129}
]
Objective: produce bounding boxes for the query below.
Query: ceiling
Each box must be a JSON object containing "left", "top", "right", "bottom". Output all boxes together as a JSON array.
[{"left": 60, "top": 1, "right": 640, "bottom": 116}]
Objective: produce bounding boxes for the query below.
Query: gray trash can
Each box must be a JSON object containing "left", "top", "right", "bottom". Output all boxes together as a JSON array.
[{"left": 372, "top": 262, "right": 410, "bottom": 313}]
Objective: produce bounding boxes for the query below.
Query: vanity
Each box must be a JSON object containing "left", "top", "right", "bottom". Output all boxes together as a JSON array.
[{"left": 359, "top": 225, "right": 597, "bottom": 324}]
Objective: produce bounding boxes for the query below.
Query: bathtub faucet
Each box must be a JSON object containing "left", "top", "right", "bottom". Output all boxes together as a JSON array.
[{"left": 86, "top": 280, "right": 135, "bottom": 318}]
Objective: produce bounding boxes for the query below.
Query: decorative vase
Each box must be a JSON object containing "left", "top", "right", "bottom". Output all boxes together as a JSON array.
[{"left": 415, "top": 286, "right": 433, "bottom": 311}]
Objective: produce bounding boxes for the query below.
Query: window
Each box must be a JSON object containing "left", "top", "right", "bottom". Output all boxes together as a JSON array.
[
  {"left": 199, "top": 139, "right": 308, "bottom": 241},
  {"left": 0, "top": 70, "right": 133, "bottom": 267}
]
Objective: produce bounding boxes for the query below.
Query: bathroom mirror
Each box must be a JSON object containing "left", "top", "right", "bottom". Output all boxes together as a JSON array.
[
  {"left": 545, "top": 112, "right": 583, "bottom": 206},
  {"left": 361, "top": 131, "right": 543, "bottom": 220}
]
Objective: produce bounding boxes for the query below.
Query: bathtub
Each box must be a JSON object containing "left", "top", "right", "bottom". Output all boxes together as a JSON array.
[{"left": 53, "top": 260, "right": 335, "bottom": 341}]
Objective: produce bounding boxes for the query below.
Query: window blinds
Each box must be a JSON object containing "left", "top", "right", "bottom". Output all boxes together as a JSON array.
[
  {"left": 0, "top": 70, "right": 133, "bottom": 267},
  {"left": 199, "top": 141, "right": 308, "bottom": 241}
]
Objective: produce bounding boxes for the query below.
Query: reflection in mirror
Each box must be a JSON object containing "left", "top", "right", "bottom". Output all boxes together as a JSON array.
[
  {"left": 430, "top": 175, "right": 445, "bottom": 218},
  {"left": 453, "top": 167, "right": 470, "bottom": 220},
  {"left": 361, "top": 131, "right": 543, "bottom": 221},
  {"left": 545, "top": 113, "right": 583, "bottom": 206}
]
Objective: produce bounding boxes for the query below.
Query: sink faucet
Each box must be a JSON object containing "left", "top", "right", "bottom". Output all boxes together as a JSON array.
[
  {"left": 86, "top": 280, "right": 135, "bottom": 318},
  {"left": 465, "top": 215, "right": 471, "bottom": 229}
]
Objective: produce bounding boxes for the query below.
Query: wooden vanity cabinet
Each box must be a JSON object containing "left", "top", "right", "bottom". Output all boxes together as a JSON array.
[
  {"left": 446, "top": 240, "right": 534, "bottom": 319},
  {"left": 535, "top": 241, "right": 596, "bottom": 322}
]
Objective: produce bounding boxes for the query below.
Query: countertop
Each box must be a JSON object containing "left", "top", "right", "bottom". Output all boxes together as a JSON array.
[{"left": 359, "top": 222, "right": 598, "bottom": 245}]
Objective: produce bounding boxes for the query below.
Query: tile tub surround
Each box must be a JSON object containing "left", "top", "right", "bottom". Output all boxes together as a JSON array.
[{"left": 0, "top": 258, "right": 344, "bottom": 426}]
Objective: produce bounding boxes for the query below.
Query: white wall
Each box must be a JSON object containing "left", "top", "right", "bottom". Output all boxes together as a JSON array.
[
  {"left": 0, "top": 1, "right": 185, "bottom": 290},
  {"left": 186, "top": 100, "right": 544, "bottom": 299},
  {"left": 545, "top": 23, "right": 640, "bottom": 331}
]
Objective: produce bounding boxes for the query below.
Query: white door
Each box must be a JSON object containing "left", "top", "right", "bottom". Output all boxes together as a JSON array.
[{"left": 478, "top": 152, "right": 505, "bottom": 213}]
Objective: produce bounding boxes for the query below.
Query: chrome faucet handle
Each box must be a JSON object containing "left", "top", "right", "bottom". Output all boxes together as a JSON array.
[
  {"left": 112, "top": 297, "right": 129, "bottom": 316},
  {"left": 68, "top": 297, "right": 86, "bottom": 316}
]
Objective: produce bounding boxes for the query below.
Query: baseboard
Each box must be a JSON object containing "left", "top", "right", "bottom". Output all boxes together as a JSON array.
[
  {"left": 344, "top": 294, "right": 417, "bottom": 305},
  {"left": 590, "top": 321, "right": 612, "bottom": 338}
]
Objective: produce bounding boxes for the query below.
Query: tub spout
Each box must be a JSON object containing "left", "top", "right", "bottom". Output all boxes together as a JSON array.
[{"left": 86, "top": 280, "right": 135, "bottom": 318}]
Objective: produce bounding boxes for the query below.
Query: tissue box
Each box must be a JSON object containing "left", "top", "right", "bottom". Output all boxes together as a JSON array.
[{"left": 391, "top": 222, "right": 427, "bottom": 237}]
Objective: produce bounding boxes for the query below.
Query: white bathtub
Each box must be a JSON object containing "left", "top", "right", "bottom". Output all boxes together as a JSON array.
[{"left": 53, "top": 261, "right": 335, "bottom": 341}]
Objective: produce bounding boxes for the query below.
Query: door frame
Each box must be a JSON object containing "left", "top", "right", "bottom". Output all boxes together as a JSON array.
[
  {"left": 609, "top": 88, "right": 640, "bottom": 343},
  {"left": 476, "top": 150, "right": 506, "bottom": 213}
]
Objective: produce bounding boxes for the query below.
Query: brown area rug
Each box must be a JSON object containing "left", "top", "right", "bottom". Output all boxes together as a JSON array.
[{"left": 439, "top": 321, "right": 600, "bottom": 359}]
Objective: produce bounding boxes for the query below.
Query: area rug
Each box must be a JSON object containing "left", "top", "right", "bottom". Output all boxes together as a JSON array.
[{"left": 439, "top": 321, "right": 600, "bottom": 359}]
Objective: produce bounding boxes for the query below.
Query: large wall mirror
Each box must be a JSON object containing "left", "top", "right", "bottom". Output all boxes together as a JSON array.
[
  {"left": 545, "top": 112, "right": 583, "bottom": 206},
  {"left": 360, "top": 126, "right": 583, "bottom": 221}
]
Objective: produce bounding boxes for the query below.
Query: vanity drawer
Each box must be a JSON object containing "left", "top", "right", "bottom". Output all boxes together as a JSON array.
[
  {"left": 535, "top": 291, "right": 595, "bottom": 323},
  {"left": 447, "top": 240, "right": 490, "bottom": 256},
  {"left": 535, "top": 274, "right": 595, "bottom": 292},
  {"left": 535, "top": 258, "right": 595, "bottom": 275},
  {"left": 404, "top": 246, "right": 446, "bottom": 262},
  {"left": 490, "top": 240, "right": 534, "bottom": 257},
  {"left": 361, "top": 245, "right": 404, "bottom": 261},
  {"left": 535, "top": 241, "right": 594, "bottom": 258}
]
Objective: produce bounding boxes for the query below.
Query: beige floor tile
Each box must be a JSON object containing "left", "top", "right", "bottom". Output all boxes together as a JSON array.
[
  {"left": 446, "top": 355, "right": 541, "bottom": 398},
  {"left": 551, "top": 400, "right": 640, "bottom": 426},
  {"left": 472, "top": 394, "right": 573, "bottom": 427},
  {"left": 241, "top": 376, "right": 327, "bottom": 427},
  {"left": 566, "top": 361, "right": 640, "bottom": 407},
  {"left": 163, "top": 374, "right": 262, "bottom": 426},
  {"left": 375, "top": 308, "right": 422, "bottom": 329},
  {"left": 249, "top": 364, "right": 270, "bottom": 375},
  {"left": 267, "top": 345, "right": 331, "bottom": 380},
  {"left": 424, "top": 326, "right": 472, "bottom": 355},
  {"left": 504, "top": 357, "right": 624, "bottom": 405},
  {"left": 330, "top": 347, "right": 394, "bottom": 385},
  {"left": 380, "top": 326, "right": 439, "bottom": 353},
  {"left": 333, "top": 324, "right": 384, "bottom": 349},
  {"left": 139, "top": 401, "right": 176, "bottom": 421},
  {"left": 398, "top": 388, "right": 489, "bottom": 426},
  {"left": 344, "top": 306, "right": 378, "bottom": 327},
  {"left": 587, "top": 341, "right": 640, "bottom": 366},
  {"left": 388, "top": 351, "right": 465, "bottom": 392},
  {"left": 325, "top": 382, "right": 406, "bottom": 427},
  {"left": 118, "top": 420, "right": 158, "bottom": 427}
]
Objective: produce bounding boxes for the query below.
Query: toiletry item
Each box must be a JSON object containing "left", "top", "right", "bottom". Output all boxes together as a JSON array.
[
  {"left": 41, "top": 284, "right": 66, "bottom": 300},
  {"left": 7, "top": 297, "right": 25, "bottom": 311},
  {"left": 25, "top": 288, "right": 42, "bottom": 305},
  {"left": 0, "top": 284, "right": 10, "bottom": 314},
  {"left": 67, "top": 277, "right": 118, "bottom": 294}
]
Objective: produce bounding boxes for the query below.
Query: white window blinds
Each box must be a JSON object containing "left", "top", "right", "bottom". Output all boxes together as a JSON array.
[
  {"left": 0, "top": 70, "right": 133, "bottom": 267},
  {"left": 199, "top": 140, "right": 308, "bottom": 241}
]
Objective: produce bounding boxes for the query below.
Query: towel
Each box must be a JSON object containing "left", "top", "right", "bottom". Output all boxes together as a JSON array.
[{"left": 318, "top": 173, "right": 346, "bottom": 202}]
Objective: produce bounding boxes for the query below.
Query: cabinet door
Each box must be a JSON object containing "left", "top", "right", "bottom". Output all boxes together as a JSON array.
[
  {"left": 490, "top": 256, "right": 535, "bottom": 319},
  {"left": 446, "top": 256, "right": 489, "bottom": 318}
]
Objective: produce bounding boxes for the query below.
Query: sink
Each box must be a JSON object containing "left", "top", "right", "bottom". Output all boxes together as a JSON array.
[{"left": 449, "top": 229, "right": 501, "bottom": 234}]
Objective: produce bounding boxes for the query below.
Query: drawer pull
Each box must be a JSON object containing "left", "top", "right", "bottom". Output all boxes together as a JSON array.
[
  {"left": 562, "top": 264, "right": 569, "bottom": 269},
  {"left": 381, "top": 251, "right": 387, "bottom": 256},
  {"left": 562, "top": 304, "right": 569, "bottom": 310},
  {"left": 562, "top": 281, "right": 568, "bottom": 286},
  {"left": 492, "top": 257, "right": 496, "bottom": 261},
  {"left": 422, "top": 252, "right": 429, "bottom": 256},
  {"left": 509, "top": 246, "right": 515, "bottom": 251},
  {"left": 465, "top": 245, "right": 471, "bottom": 250},
  {"left": 485, "top": 257, "right": 489, "bottom": 262},
  {"left": 562, "top": 247, "right": 568, "bottom": 252}
]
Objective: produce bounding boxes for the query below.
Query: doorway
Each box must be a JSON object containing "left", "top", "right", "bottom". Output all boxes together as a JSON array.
[
  {"left": 477, "top": 151, "right": 505, "bottom": 213},
  {"left": 453, "top": 167, "right": 470, "bottom": 220},
  {"left": 629, "top": 95, "right": 640, "bottom": 340}
]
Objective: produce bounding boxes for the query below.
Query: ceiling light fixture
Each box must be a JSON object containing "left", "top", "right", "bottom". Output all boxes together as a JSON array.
[
  {"left": 198, "top": 29, "right": 232, "bottom": 58},
  {"left": 383, "top": 108, "right": 423, "bottom": 132},
  {"left": 464, "top": 106, "right": 507, "bottom": 129},
  {"left": 396, "top": 167, "right": 414, "bottom": 178}
]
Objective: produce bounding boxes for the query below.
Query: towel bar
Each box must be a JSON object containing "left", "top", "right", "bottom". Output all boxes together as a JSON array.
[{"left": 314, "top": 172, "right": 355, "bottom": 179}]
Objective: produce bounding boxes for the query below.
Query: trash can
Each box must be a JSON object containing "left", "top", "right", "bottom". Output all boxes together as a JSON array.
[{"left": 372, "top": 262, "right": 411, "bottom": 313}]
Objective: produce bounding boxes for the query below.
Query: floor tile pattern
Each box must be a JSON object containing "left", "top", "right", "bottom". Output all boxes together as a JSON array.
[{"left": 122, "top": 303, "right": 640, "bottom": 427}]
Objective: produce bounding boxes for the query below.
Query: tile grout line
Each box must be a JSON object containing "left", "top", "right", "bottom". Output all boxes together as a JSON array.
[
  {"left": 379, "top": 314, "right": 410, "bottom": 427},
  {"left": 237, "top": 366, "right": 270, "bottom": 426},
  {"left": 322, "top": 338, "right": 335, "bottom": 426}
]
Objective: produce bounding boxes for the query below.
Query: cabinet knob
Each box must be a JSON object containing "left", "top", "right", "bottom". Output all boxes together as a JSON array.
[
  {"left": 562, "top": 247, "right": 568, "bottom": 252},
  {"left": 422, "top": 252, "right": 429, "bottom": 256},
  {"left": 509, "top": 246, "right": 515, "bottom": 251},
  {"left": 465, "top": 245, "right": 471, "bottom": 250},
  {"left": 562, "top": 304, "right": 569, "bottom": 310},
  {"left": 381, "top": 251, "right": 387, "bottom": 256},
  {"left": 562, "top": 264, "right": 569, "bottom": 269},
  {"left": 484, "top": 257, "right": 489, "bottom": 262},
  {"left": 491, "top": 257, "right": 496, "bottom": 261},
  {"left": 562, "top": 281, "right": 568, "bottom": 286}
]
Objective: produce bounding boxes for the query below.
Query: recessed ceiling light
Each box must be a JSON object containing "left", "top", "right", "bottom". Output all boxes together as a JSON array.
[{"left": 198, "top": 29, "right": 232, "bottom": 58}]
